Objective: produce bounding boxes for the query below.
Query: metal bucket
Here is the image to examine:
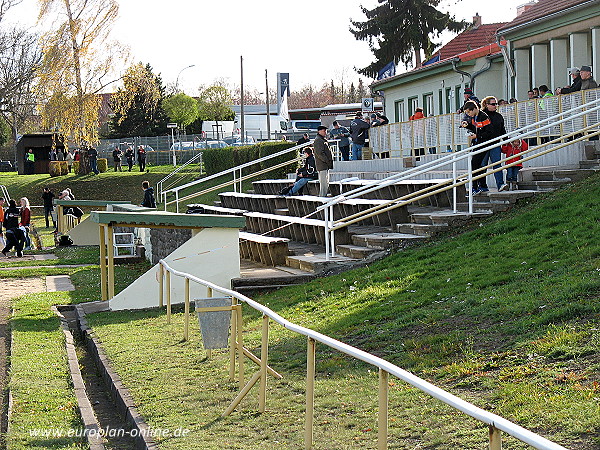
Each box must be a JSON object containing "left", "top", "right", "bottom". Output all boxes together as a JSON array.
[{"left": 194, "top": 297, "right": 232, "bottom": 350}]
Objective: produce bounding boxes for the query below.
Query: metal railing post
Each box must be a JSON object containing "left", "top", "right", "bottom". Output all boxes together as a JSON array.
[
  {"left": 489, "top": 426, "right": 502, "bottom": 450},
  {"left": 324, "top": 206, "right": 330, "bottom": 261},
  {"left": 378, "top": 369, "right": 389, "bottom": 450},
  {"left": 99, "top": 224, "right": 107, "bottom": 301},
  {"left": 175, "top": 190, "right": 180, "bottom": 214},
  {"left": 467, "top": 153, "right": 473, "bottom": 214},
  {"left": 259, "top": 314, "right": 269, "bottom": 413},
  {"left": 229, "top": 298, "right": 237, "bottom": 381},
  {"left": 305, "top": 337, "right": 316, "bottom": 450},
  {"left": 452, "top": 152, "right": 457, "bottom": 213},
  {"left": 158, "top": 264, "right": 164, "bottom": 307},
  {"left": 329, "top": 205, "right": 335, "bottom": 258},
  {"left": 166, "top": 270, "right": 172, "bottom": 323},
  {"left": 236, "top": 303, "right": 244, "bottom": 389},
  {"left": 184, "top": 277, "right": 190, "bottom": 341}
]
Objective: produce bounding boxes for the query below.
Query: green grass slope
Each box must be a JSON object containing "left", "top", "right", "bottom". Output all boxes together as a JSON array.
[{"left": 85, "top": 173, "right": 600, "bottom": 448}]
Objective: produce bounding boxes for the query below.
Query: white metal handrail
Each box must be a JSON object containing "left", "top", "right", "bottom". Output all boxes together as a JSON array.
[
  {"left": 162, "top": 141, "right": 312, "bottom": 212},
  {"left": 319, "top": 97, "right": 600, "bottom": 258},
  {"left": 156, "top": 151, "right": 204, "bottom": 199},
  {"left": 157, "top": 259, "right": 565, "bottom": 450},
  {"left": 0, "top": 184, "right": 10, "bottom": 201}
]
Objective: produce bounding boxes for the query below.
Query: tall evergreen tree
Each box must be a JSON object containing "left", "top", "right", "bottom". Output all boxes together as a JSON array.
[
  {"left": 350, "top": 0, "right": 467, "bottom": 77},
  {"left": 108, "top": 63, "right": 170, "bottom": 138}
]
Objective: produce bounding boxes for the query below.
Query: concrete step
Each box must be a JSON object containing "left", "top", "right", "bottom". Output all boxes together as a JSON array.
[
  {"left": 396, "top": 223, "right": 449, "bottom": 237},
  {"left": 410, "top": 211, "right": 493, "bottom": 225},
  {"left": 487, "top": 190, "right": 538, "bottom": 204},
  {"left": 336, "top": 244, "right": 383, "bottom": 259},
  {"left": 286, "top": 253, "right": 361, "bottom": 273},
  {"left": 579, "top": 160, "right": 600, "bottom": 169},
  {"left": 531, "top": 168, "right": 598, "bottom": 182},
  {"left": 517, "top": 180, "right": 570, "bottom": 191},
  {"left": 455, "top": 201, "right": 510, "bottom": 213},
  {"left": 351, "top": 232, "right": 426, "bottom": 249}
]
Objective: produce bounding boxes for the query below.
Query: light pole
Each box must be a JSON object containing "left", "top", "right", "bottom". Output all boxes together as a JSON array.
[
  {"left": 175, "top": 64, "right": 195, "bottom": 92},
  {"left": 265, "top": 69, "right": 271, "bottom": 140}
]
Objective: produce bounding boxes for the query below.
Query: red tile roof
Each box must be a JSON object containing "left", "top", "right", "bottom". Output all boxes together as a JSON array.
[
  {"left": 498, "top": 0, "right": 593, "bottom": 31},
  {"left": 433, "top": 23, "right": 507, "bottom": 61}
]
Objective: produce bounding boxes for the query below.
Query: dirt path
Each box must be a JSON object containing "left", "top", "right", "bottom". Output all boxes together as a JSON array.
[{"left": 0, "top": 278, "right": 46, "bottom": 447}]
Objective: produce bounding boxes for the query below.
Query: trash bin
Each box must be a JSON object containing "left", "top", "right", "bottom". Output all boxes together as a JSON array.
[{"left": 195, "top": 297, "right": 232, "bottom": 350}]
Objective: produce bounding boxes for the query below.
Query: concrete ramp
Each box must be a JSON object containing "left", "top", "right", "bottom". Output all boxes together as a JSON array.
[{"left": 109, "top": 228, "right": 240, "bottom": 311}]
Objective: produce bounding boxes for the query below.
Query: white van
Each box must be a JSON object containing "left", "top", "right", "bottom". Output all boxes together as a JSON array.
[
  {"left": 235, "top": 114, "right": 288, "bottom": 140},
  {"left": 288, "top": 120, "right": 321, "bottom": 133}
]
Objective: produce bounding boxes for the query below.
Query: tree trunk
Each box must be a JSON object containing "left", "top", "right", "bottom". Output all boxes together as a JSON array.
[
  {"left": 77, "top": 148, "right": 91, "bottom": 175},
  {"left": 414, "top": 48, "right": 422, "bottom": 68}
]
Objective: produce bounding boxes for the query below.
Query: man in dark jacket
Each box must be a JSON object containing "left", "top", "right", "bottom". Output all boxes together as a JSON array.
[
  {"left": 481, "top": 96, "right": 507, "bottom": 191},
  {"left": 285, "top": 147, "right": 318, "bottom": 196},
  {"left": 461, "top": 100, "right": 495, "bottom": 195},
  {"left": 313, "top": 126, "right": 333, "bottom": 197},
  {"left": 141, "top": 181, "right": 156, "bottom": 208},
  {"left": 560, "top": 68, "right": 582, "bottom": 94},
  {"left": 2, "top": 226, "right": 25, "bottom": 257},
  {"left": 296, "top": 133, "right": 310, "bottom": 145},
  {"left": 349, "top": 113, "right": 370, "bottom": 160},
  {"left": 41, "top": 187, "right": 56, "bottom": 228},
  {"left": 329, "top": 121, "right": 350, "bottom": 161}
]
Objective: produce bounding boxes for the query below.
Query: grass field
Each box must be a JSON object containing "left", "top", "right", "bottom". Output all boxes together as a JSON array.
[{"left": 81, "top": 173, "right": 600, "bottom": 448}]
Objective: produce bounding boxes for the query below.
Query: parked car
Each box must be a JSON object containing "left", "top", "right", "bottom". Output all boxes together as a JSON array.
[
  {"left": 203, "top": 140, "right": 228, "bottom": 149},
  {"left": 170, "top": 141, "right": 201, "bottom": 151},
  {"left": 0, "top": 160, "right": 14, "bottom": 172},
  {"left": 223, "top": 135, "right": 256, "bottom": 146}
]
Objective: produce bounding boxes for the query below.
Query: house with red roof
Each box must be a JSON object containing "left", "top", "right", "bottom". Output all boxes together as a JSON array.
[
  {"left": 497, "top": 0, "right": 600, "bottom": 100},
  {"left": 372, "top": 0, "right": 600, "bottom": 123},
  {"left": 372, "top": 14, "right": 509, "bottom": 122}
]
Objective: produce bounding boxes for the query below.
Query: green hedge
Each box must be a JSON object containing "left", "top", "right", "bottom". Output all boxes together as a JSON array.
[{"left": 203, "top": 141, "right": 297, "bottom": 178}]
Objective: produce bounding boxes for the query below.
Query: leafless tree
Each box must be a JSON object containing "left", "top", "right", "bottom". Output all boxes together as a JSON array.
[
  {"left": 0, "top": 0, "right": 22, "bottom": 23},
  {"left": 0, "top": 27, "right": 42, "bottom": 155}
]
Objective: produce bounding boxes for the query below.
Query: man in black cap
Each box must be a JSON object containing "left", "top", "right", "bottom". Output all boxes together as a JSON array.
[
  {"left": 313, "top": 126, "right": 333, "bottom": 196},
  {"left": 297, "top": 133, "right": 310, "bottom": 146},
  {"left": 458, "top": 87, "right": 479, "bottom": 112},
  {"left": 559, "top": 68, "right": 582, "bottom": 94},
  {"left": 580, "top": 65, "right": 597, "bottom": 91}
]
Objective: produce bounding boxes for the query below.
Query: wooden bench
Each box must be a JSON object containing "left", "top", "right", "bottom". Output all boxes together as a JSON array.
[
  {"left": 244, "top": 211, "right": 350, "bottom": 246},
  {"left": 239, "top": 231, "right": 289, "bottom": 266},
  {"left": 284, "top": 195, "right": 409, "bottom": 227},
  {"left": 219, "top": 192, "right": 287, "bottom": 214},
  {"left": 187, "top": 203, "right": 247, "bottom": 216}
]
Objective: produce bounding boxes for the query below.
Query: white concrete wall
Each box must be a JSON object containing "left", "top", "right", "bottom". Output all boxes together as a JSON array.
[{"left": 109, "top": 227, "right": 240, "bottom": 311}]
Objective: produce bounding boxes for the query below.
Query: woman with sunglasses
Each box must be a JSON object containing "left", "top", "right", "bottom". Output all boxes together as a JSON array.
[{"left": 481, "top": 96, "right": 508, "bottom": 191}]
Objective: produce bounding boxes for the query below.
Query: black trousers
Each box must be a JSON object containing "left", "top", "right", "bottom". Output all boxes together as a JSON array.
[
  {"left": 44, "top": 206, "right": 55, "bottom": 228},
  {"left": 3, "top": 228, "right": 25, "bottom": 256}
]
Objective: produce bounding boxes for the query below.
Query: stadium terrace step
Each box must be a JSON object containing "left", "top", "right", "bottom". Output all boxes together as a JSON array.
[
  {"left": 239, "top": 232, "right": 289, "bottom": 267},
  {"left": 335, "top": 244, "right": 384, "bottom": 259},
  {"left": 513, "top": 180, "right": 572, "bottom": 191},
  {"left": 234, "top": 260, "right": 316, "bottom": 293},
  {"left": 219, "top": 192, "right": 287, "bottom": 214},
  {"left": 286, "top": 253, "right": 361, "bottom": 273},
  {"left": 531, "top": 168, "right": 599, "bottom": 182},
  {"left": 410, "top": 210, "right": 493, "bottom": 226},
  {"left": 351, "top": 232, "right": 426, "bottom": 250},
  {"left": 396, "top": 223, "right": 449, "bottom": 237},
  {"left": 187, "top": 204, "right": 246, "bottom": 216}
]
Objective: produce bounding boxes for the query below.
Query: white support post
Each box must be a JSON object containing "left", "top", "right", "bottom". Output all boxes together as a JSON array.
[
  {"left": 175, "top": 190, "right": 179, "bottom": 214},
  {"left": 329, "top": 205, "right": 335, "bottom": 258},
  {"left": 467, "top": 153, "right": 473, "bottom": 215},
  {"left": 452, "top": 152, "right": 457, "bottom": 213},
  {"left": 324, "top": 206, "right": 330, "bottom": 261}
]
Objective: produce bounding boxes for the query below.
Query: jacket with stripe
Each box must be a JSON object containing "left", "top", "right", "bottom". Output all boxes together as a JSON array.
[{"left": 464, "top": 110, "right": 494, "bottom": 145}]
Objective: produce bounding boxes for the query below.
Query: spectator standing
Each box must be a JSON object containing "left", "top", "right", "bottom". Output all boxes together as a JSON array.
[
  {"left": 88, "top": 147, "right": 99, "bottom": 174},
  {"left": 137, "top": 146, "right": 147, "bottom": 172},
  {"left": 579, "top": 65, "right": 597, "bottom": 90},
  {"left": 49, "top": 149, "right": 57, "bottom": 161},
  {"left": 3, "top": 199, "right": 19, "bottom": 230},
  {"left": 559, "top": 68, "right": 582, "bottom": 94},
  {"left": 19, "top": 197, "right": 31, "bottom": 249},
  {"left": 460, "top": 100, "right": 495, "bottom": 195},
  {"left": 284, "top": 147, "right": 318, "bottom": 196},
  {"left": 532, "top": 87, "right": 540, "bottom": 98},
  {"left": 112, "top": 146, "right": 123, "bottom": 171},
  {"left": 296, "top": 133, "right": 310, "bottom": 146},
  {"left": 74, "top": 149, "right": 80, "bottom": 162},
  {"left": 527, "top": 90, "right": 536, "bottom": 100},
  {"left": 371, "top": 112, "right": 389, "bottom": 126},
  {"left": 1, "top": 226, "right": 25, "bottom": 258},
  {"left": 65, "top": 150, "right": 74, "bottom": 172},
  {"left": 125, "top": 146, "right": 135, "bottom": 172},
  {"left": 501, "top": 137, "right": 528, "bottom": 191},
  {"left": 349, "top": 112, "right": 370, "bottom": 160},
  {"left": 329, "top": 121, "right": 350, "bottom": 161},
  {"left": 25, "top": 148, "right": 35, "bottom": 174},
  {"left": 458, "top": 87, "right": 480, "bottom": 112},
  {"left": 313, "top": 125, "right": 333, "bottom": 197},
  {"left": 140, "top": 181, "right": 156, "bottom": 208},
  {"left": 481, "top": 96, "right": 507, "bottom": 191},
  {"left": 41, "top": 187, "right": 56, "bottom": 228},
  {"left": 57, "top": 149, "right": 65, "bottom": 161},
  {"left": 538, "top": 85, "right": 555, "bottom": 144},
  {"left": 410, "top": 108, "right": 425, "bottom": 156}
]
